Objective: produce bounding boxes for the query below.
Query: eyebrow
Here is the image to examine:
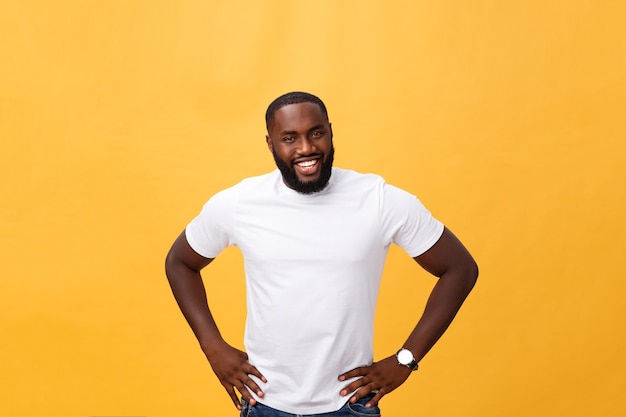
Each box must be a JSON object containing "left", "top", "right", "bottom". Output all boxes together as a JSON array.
[{"left": 279, "top": 124, "right": 326, "bottom": 136}]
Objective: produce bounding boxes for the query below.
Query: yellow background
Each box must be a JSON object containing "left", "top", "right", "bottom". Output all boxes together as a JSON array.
[{"left": 2, "top": 1, "right": 625, "bottom": 416}]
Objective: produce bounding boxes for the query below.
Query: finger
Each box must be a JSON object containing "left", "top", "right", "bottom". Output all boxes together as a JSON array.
[
  {"left": 339, "top": 377, "right": 369, "bottom": 397},
  {"left": 242, "top": 375, "right": 265, "bottom": 398},
  {"left": 365, "top": 389, "right": 385, "bottom": 407},
  {"left": 224, "top": 385, "right": 243, "bottom": 410},
  {"left": 338, "top": 366, "right": 366, "bottom": 381},
  {"left": 348, "top": 386, "right": 376, "bottom": 404},
  {"left": 234, "top": 383, "right": 257, "bottom": 407},
  {"left": 245, "top": 362, "right": 268, "bottom": 384}
]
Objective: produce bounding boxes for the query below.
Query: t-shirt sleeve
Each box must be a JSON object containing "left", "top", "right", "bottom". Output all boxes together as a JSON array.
[
  {"left": 381, "top": 183, "right": 444, "bottom": 257},
  {"left": 185, "top": 188, "right": 237, "bottom": 259}
]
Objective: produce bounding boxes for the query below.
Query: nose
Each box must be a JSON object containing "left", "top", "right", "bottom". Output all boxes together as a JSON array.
[{"left": 298, "top": 137, "right": 315, "bottom": 155}]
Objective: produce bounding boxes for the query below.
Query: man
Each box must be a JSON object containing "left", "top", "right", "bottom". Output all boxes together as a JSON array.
[{"left": 165, "top": 92, "right": 478, "bottom": 416}]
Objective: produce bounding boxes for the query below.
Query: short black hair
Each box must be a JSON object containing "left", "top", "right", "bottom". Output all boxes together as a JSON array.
[{"left": 265, "top": 91, "right": 329, "bottom": 130}]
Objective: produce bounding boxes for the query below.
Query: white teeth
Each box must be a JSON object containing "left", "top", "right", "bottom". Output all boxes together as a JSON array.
[{"left": 297, "top": 160, "right": 317, "bottom": 168}]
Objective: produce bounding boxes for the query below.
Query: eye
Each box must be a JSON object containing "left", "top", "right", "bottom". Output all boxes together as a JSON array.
[
  {"left": 283, "top": 136, "right": 295, "bottom": 142},
  {"left": 311, "top": 130, "right": 324, "bottom": 138}
]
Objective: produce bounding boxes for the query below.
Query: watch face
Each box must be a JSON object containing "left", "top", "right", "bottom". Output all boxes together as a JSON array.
[{"left": 398, "top": 349, "right": 413, "bottom": 365}]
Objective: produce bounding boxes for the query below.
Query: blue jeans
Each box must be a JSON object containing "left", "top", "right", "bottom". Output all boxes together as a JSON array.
[{"left": 239, "top": 393, "right": 381, "bottom": 417}]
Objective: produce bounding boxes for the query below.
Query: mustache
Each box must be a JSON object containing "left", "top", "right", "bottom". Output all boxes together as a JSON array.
[{"left": 293, "top": 153, "right": 323, "bottom": 162}]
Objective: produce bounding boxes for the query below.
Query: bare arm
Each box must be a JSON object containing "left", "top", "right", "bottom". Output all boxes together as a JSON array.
[
  {"left": 165, "top": 231, "right": 266, "bottom": 410},
  {"left": 405, "top": 226, "right": 478, "bottom": 362},
  {"left": 339, "top": 227, "right": 478, "bottom": 406}
]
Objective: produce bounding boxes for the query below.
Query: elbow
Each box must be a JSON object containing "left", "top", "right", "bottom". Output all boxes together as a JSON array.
[
  {"left": 464, "top": 258, "right": 479, "bottom": 293},
  {"left": 164, "top": 246, "right": 183, "bottom": 282},
  {"left": 446, "top": 255, "right": 478, "bottom": 295},
  {"left": 164, "top": 244, "right": 174, "bottom": 270},
  {"left": 164, "top": 250, "right": 175, "bottom": 281}
]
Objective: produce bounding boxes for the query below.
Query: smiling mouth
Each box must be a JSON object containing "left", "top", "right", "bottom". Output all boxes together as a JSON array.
[
  {"left": 294, "top": 158, "right": 321, "bottom": 175},
  {"left": 296, "top": 159, "right": 318, "bottom": 168}
]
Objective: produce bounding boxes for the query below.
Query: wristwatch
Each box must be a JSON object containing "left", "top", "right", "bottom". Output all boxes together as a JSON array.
[{"left": 396, "top": 348, "right": 419, "bottom": 371}]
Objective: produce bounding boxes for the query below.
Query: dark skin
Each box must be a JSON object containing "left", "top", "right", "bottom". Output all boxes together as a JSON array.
[
  {"left": 338, "top": 228, "right": 478, "bottom": 406},
  {"left": 266, "top": 101, "right": 334, "bottom": 189},
  {"left": 165, "top": 102, "right": 478, "bottom": 410},
  {"left": 166, "top": 233, "right": 266, "bottom": 410}
]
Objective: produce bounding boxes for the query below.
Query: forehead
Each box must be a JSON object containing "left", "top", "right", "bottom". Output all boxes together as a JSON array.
[{"left": 269, "top": 102, "right": 328, "bottom": 133}]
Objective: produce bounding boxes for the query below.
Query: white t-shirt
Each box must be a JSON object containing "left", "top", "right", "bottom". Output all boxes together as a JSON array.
[{"left": 185, "top": 167, "right": 444, "bottom": 414}]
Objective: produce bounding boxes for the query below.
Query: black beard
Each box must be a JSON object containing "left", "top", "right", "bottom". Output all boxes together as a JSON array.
[{"left": 272, "top": 146, "right": 335, "bottom": 194}]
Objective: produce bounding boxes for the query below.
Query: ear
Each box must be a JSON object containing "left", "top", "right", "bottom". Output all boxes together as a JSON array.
[
  {"left": 266, "top": 134, "right": 273, "bottom": 152},
  {"left": 329, "top": 123, "right": 333, "bottom": 140}
]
